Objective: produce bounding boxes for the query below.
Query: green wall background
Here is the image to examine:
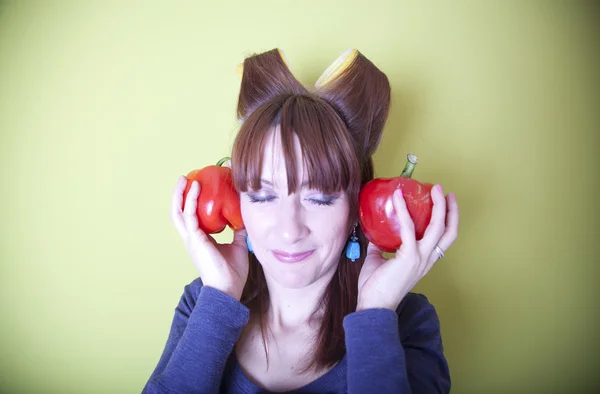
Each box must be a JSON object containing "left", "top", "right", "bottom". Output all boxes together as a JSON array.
[{"left": 1, "top": 1, "right": 598, "bottom": 393}]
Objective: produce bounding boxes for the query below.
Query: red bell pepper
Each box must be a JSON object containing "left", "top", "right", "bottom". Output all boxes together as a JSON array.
[
  {"left": 182, "top": 157, "right": 245, "bottom": 234},
  {"left": 358, "top": 154, "right": 434, "bottom": 253}
]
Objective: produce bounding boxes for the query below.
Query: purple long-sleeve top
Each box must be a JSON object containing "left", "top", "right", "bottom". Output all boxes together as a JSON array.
[{"left": 142, "top": 278, "right": 450, "bottom": 393}]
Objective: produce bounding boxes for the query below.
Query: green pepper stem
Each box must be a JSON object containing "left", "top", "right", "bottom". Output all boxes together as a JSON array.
[
  {"left": 216, "top": 157, "right": 231, "bottom": 167},
  {"left": 400, "top": 154, "right": 418, "bottom": 178}
]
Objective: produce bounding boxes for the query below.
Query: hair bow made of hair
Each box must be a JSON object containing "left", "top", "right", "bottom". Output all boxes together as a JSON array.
[{"left": 236, "top": 48, "right": 359, "bottom": 88}]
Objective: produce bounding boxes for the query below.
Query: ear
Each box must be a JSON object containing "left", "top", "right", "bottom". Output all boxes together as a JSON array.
[
  {"left": 315, "top": 49, "right": 391, "bottom": 162},
  {"left": 236, "top": 48, "right": 307, "bottom": 122}
]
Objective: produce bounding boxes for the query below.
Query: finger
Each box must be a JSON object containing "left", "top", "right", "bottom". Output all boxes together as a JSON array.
[
  {"left": 392, "top": 188, "right": 417, "bottom": 254},
  {"left": 436, "top": 192, "right": 459, "bottom": 253},
  {"left": 182, "top": 180, "right": 200, "bottom": 230},
  {"left": 170, "top": 176, "right": 188, "bottom": 240},
  {"left": 182, "top": 181, "right": 211, "bottom": 246},
  {"left": 361, "top": 242, "right": 386, "bottom": 278},
  {"left": 419, "top": 184, "right": 447, "bottom": 255},
  {"left": 232, "top": 228, "right": 248, "bottom": 248},
  {"left": 366, "top": 242, "right": 384, "bottom": 259}
]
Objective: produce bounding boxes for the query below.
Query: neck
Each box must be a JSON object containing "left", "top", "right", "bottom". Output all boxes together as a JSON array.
[{"left": 262, "top": 269, "right": 336, "bottom": 332}]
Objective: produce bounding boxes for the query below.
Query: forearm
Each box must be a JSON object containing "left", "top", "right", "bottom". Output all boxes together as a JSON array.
[
  {"left": 343, "top": 308, "right": 411, "bottom": 393},
  {"left": 143, "top": 286, "right": 250, "bottom": 394}
]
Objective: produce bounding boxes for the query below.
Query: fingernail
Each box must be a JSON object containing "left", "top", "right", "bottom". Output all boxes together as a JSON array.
[
  {"left": 437, "top": 184, "right": 443, "bottom": 193},
  {"left": 395, "top": 188, "right": 403, "bottom": 198}
]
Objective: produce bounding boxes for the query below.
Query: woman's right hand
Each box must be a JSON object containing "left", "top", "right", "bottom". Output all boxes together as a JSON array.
[{"left": 170, "top": 176, "right": 249, "bottom": 301}]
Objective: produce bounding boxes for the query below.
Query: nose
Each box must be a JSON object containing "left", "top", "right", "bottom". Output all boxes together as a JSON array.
[{"left": 275, "top": 198, "right": 309, "bottom": 246}]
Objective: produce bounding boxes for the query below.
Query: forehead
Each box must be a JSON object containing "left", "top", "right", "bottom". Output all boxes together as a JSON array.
[{"left": 260, "top": 125, "right": 306, "bottom": 184}]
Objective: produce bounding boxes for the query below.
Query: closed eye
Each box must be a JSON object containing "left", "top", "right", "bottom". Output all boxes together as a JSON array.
[
  {"left": 248, "top": 194, "right": 276, "bottom": 204},
  {"left": 246, "top": 192, "right": 338, "bottom": 206},
  {"left": 308, "top": 197, "right": 336, "bottom": 206}
]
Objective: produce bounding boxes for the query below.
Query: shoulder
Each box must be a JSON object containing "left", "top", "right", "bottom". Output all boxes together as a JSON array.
[{"left": 395, "top": 292, "right": 442, "bottom": 340}]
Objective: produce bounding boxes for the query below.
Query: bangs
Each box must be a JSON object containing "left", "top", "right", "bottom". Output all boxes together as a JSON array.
[{"left": 232, "top": 94, "right": 361, "bottom": 196}]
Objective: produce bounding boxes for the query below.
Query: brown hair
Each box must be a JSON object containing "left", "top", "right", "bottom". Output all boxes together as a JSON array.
[{"left": 231, "top": 48, "right": 391, "bottom": 373}]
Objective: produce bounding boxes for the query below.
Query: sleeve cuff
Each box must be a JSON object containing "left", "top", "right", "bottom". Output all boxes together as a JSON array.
[
  {"left": 188, "top": 285, "right": 250, "bottom": 334},
  {"left": 343, "top": 308, "right": 401, "bottom": 349}
]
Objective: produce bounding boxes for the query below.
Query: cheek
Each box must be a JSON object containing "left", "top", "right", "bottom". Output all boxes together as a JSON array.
[
  {"left": 313, "top": 207, "right": 350, "bottom": 244},
  {"left": 328, "top": 222, "right": 350, "bottom": 245},
  {"left": 241, "top": 201, "right": 271, "bottom": 238}
]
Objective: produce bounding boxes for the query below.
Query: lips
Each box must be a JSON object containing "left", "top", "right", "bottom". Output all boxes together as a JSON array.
[{"left": 272, "top": 250, "right": 315, "bottom": 263}]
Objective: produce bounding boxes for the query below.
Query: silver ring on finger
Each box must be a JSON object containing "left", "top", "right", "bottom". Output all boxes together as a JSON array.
[{"left": 434, "top": 245, "right": 445, "bottom": 260}]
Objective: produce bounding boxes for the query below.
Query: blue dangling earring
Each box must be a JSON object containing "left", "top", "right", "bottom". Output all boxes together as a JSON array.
[
  {"left": 246, "top": 235, "right": 254, "bottom": 253},
  {"left": 345, "top": 223, "right": 360, "bottom": 262}
]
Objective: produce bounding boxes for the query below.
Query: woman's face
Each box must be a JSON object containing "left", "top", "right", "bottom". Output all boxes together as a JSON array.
[{"left": 240, "top": 128, "right": 351, "bottom": 289}]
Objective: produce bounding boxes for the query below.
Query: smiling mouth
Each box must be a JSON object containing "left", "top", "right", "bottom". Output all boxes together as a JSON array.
[{"left": 272, "top": 250, "right": 315, "bottom": 263}]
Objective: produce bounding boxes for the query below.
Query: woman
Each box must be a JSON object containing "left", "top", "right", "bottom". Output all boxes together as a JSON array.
[{"left": 142, "top": 48, "right": 460, "bottom": 393}]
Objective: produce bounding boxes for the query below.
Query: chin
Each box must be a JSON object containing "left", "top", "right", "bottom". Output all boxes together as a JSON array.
[
  {"left": 266, "top": 266, "right": 315, "bottom": 289},
  {"left": 262, "top": 257, "right": 339, "bottom": 290}
]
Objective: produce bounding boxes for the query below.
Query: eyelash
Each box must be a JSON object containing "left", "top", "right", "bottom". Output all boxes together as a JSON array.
[
  {"left": 248, "top": 195, "right": 276, "bottom": 204},
  {"left": 310, "top": 198, "right": 335, "bottom": 207},
  {"left": 248, "top": 195, "right": 335, "bottom": 206}
]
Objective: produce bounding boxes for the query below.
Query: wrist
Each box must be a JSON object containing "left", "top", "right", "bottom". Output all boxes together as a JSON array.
[
  {"left": 204, "top": 284, "right": 242, "bottom": 302},
  {"left": 356, "top": 300, "right": 397, "bottom": 312}
]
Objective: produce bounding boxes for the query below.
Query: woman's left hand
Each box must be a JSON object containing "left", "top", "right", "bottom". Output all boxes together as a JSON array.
[{"left": 356, "top": 185, "right": 460, "bottom": 312}]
